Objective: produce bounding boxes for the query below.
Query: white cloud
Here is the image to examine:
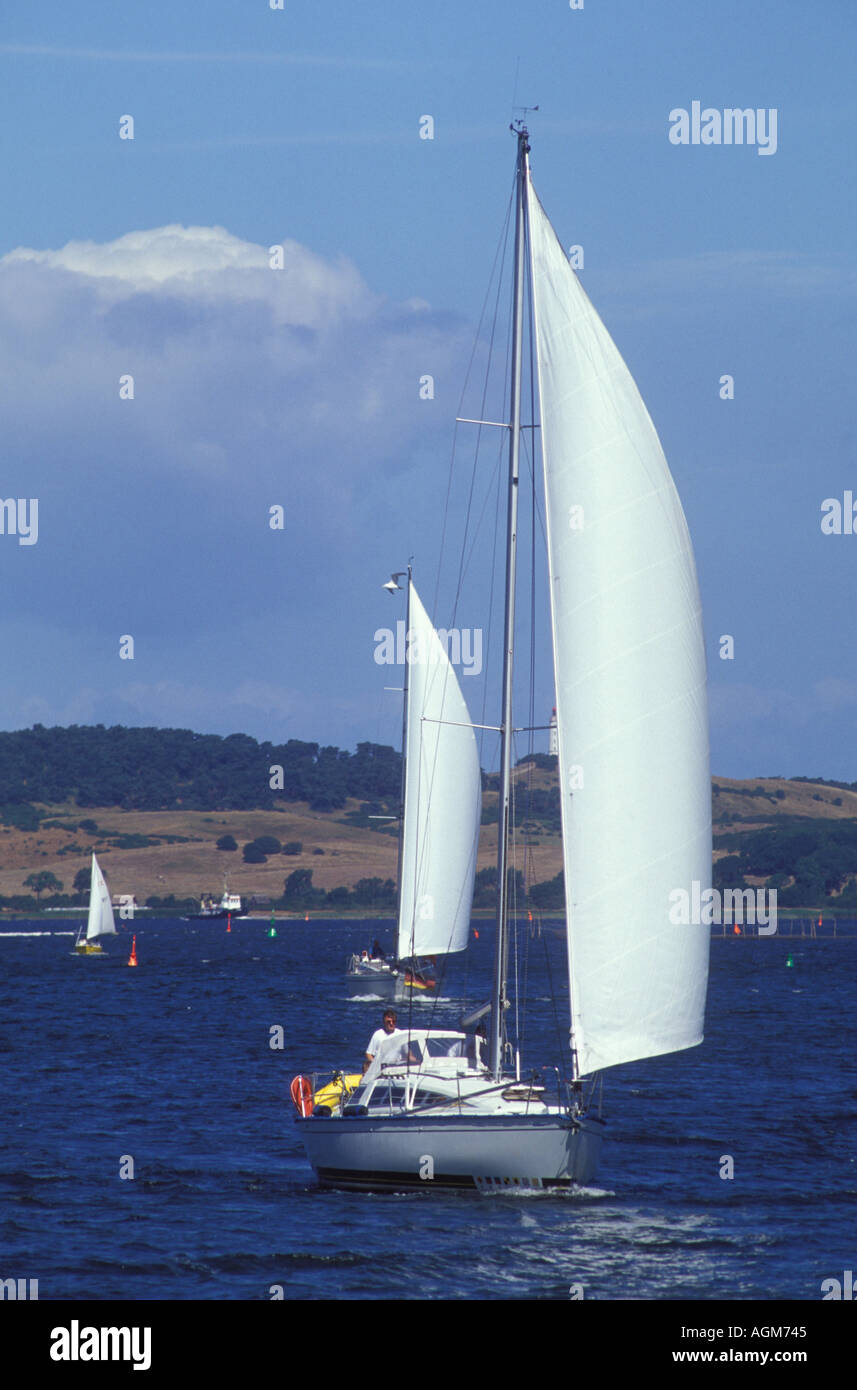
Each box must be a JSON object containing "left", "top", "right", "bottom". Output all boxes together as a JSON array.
[
  {"left": 0, "top": 223, "right": 464, "bottom": 485},
  {"left": 2, "top": 224, "right": 375, "bottom": 328},
  {"left": 6, "top": 225, "right": 268, "bottom": 283},
  {"left": 0, "top": 221, "right": 473, "bottom": 745}
]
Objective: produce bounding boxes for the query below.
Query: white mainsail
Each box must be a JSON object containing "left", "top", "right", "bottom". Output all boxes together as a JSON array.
[
  {"left": 396, "top": 581, "right": 481, "bottom": 959},
  {"left": 86, "top": 853, "right": 117, "bottom": 941},
  {"left": 528, "top": 178, "right": 711, "bottom": 1076}
]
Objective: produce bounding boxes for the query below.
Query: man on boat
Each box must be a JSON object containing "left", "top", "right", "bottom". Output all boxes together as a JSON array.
[{"left": 363, "top": 1008, "right": 402, "bottom": 1074}]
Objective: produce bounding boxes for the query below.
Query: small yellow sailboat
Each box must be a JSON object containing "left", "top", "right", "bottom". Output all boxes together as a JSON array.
[{"left": 73, "top": 854, "right": 117, "bottom": 956}]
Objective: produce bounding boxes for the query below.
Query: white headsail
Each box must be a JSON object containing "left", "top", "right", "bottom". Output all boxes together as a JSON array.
[
  {"left": 528, "top": 178, "right": 711, "bottom": 1076},
  {"left": 86, "top": 853, "right": 117, "bottom": 941},
  {"left": 396, "top": 582, "right": 482, "bottom": 959}
]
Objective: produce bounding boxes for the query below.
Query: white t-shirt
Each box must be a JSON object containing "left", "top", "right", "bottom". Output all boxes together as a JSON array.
[{"left": 366, "top": 1026, "right": 403, "bottom": 1059}]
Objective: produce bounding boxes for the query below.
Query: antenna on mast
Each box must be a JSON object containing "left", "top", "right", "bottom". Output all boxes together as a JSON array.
[{"left": 510, "top": 108, "right": 537, "bottom": 146}]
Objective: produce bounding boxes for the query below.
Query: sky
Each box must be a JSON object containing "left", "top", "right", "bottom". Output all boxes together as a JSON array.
[{"left": 0, "top": 0, "right": 855, "bottom": 781}]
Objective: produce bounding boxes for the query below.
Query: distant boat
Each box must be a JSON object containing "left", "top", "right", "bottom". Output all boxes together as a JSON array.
[
  {"left": 345, "top": 572, "right": 481, "bottom": 1000},
  {"left": 185, "top": 889, "right": 244, "bottom": 920},
  {"left": 73, "top": 854, "right": 118, "bottom": 956}
]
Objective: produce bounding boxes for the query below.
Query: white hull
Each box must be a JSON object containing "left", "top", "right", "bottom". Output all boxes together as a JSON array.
[{"left": 295, "top": 1112, "right": 603, "bottom": 1192}]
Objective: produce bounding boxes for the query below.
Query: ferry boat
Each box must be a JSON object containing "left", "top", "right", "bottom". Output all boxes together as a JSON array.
[{"left": 185, "top": 889, "right": 244, "bottom": 920}]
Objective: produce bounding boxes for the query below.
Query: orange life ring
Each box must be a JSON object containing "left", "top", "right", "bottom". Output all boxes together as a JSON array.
[{"left": 290, "top": 1074, "right": 314, "bottom": 1117}]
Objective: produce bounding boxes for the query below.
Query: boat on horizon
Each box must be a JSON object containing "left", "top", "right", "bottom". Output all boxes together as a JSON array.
[
  {"left": 184, "top": 887, "right": 245, "bottom": 921},
  {"left": 290, "top": 123, "right": 711, "bottom": 1191},
  {"left": 73, "top": 853, "right": 118, "bottom": 956}
]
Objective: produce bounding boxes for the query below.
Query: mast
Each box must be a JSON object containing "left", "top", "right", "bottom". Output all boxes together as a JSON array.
[
  {"left": 489, "top": 124, "right": 529, "bottom": 1078},
  {"left": 394, "top": 565, "right": 412, "bottom": 960}
]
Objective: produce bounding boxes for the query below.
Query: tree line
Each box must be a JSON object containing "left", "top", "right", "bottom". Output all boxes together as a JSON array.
[{"left": 0, "top": 724, "right": 402, "bottom": 812}]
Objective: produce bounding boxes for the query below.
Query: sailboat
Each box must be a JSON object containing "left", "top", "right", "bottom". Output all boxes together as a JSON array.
[
  {"left": 73, "top": 853, "right": 118, "bottom": 955},
  {"left": 345, "top": 571, "right": 482, "bottom": 1000},
  {"left": 291, "top": 124, "right": 710, "bottom": 1190}
]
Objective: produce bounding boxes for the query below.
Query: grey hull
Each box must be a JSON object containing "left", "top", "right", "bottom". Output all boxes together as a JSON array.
[
  {"left": 344, "top": 971, "right": 403, "bottom": 1000},
  {"left": 295, "top": 1112, "right": 604, "bottom": 1191}
]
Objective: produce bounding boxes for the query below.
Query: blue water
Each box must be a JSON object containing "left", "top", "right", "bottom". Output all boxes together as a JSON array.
[{"left": 1, "top": 918, "right": 854, "bottom": 1301}]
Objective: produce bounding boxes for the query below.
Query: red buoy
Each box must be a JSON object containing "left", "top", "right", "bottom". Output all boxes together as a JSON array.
[{"left": 128, "top": 935, "right": 138, "bottom": 967}]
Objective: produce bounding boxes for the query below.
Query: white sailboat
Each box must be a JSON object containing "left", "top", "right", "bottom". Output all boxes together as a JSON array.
[
  {"left": 292, "top": 125, "right": 710, "bottom": 1190},
  {"left": 73, "top": 853, "right": 118, "bottom": 956},
  {"left": 346, "top": 571, "right": 482, "bottom": 999}
]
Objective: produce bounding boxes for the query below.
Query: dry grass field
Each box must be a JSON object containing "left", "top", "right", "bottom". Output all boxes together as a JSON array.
[{"left": 0, "top": 770, "right": 851, "bottom": 906}]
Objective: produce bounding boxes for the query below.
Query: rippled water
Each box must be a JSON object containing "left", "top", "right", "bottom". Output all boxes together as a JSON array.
[{"left": 1, "top": 918, "right": 854, "bottom": 1300}]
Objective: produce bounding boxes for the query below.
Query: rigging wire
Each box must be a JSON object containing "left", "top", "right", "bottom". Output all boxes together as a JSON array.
[
  {"left": 432, "top": 174, "right": 515, "bottom": 630},
  {"left": 418, "top": 175, "right": 517, "bottom": 1028}
]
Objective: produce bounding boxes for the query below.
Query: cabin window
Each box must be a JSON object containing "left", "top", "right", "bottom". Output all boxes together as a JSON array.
[
  {"left": 423, "top": 1036, "right": 464, "bottom": 1058},
  {"left": 380, "top": 1037, "right": 423, "bottom": 1067},
  {"left": 410, "top": 1087, "right": 443, "bottom": 1109},
  {"left": 366, "top": 1083, "right": 406, "bottom": 1112}
]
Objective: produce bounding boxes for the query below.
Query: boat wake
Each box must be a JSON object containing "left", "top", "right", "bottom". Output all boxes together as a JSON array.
[
  {"left": 476, "top": 1183, "right": 614, "bottom": 1201},
  {"left": 0, "top": 930, "right": 76, "bottom": 937}
]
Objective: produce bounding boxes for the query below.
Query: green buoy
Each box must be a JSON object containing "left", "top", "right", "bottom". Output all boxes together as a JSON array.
[{"left": 786, "top": 952, "right": 794, "bottom": 967}]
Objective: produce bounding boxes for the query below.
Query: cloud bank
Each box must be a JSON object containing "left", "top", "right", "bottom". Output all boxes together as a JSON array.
[{"left": 0, "top": 223, "right": 470, "bottom": 744}]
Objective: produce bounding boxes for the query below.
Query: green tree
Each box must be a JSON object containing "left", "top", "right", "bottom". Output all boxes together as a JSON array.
[
  {"left": 216, "top": 834, "right": 238, "bottom": 851},
  {"left": 25, "top": 870, "right": 64, "bottom": 899},
  {"left": 283, "top": 868, "right": 325, "bottom": 906}
]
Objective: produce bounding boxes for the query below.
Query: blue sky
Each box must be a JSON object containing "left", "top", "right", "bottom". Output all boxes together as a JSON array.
[{"left": 0, "top": 0, "right": 855, "bottom": 780}]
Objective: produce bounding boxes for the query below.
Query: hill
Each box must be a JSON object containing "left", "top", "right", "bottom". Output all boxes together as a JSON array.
[{"left": 0, "top": 727, "right": 855, "bottom": 911}]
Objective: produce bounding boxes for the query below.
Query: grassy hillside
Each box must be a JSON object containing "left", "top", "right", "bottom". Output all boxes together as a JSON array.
[{"left": 1, "top": 768, "right": 856, "bottom": 910}]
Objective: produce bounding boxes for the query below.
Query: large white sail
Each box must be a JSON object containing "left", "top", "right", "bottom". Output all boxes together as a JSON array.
[
  {"left": 396, "top": 582, "right": 481, "bottom": 959},
  {"left": 528, "top": 178, "right": 711, "bottom": 1076},
  {"left": 86, "top": 853, "right": 117, "bottom": 940}
]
